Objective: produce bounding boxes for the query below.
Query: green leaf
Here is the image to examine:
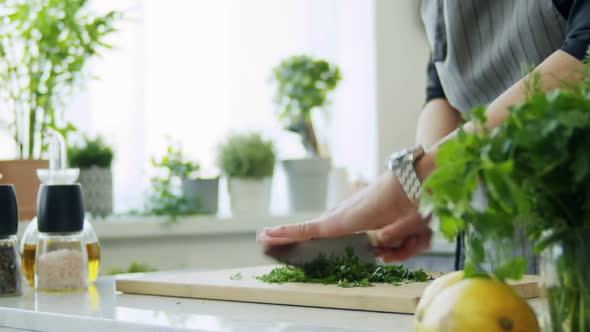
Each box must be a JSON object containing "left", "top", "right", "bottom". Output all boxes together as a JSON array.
[
  {"left": 493, "top": 257, "right": 527, "bottom": 281},
  {"left": 438, "top": 214, "right": 466, "bottom": 240}
]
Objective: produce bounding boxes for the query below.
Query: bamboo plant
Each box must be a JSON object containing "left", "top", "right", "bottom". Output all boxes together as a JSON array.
[{"left": 0, "top": 0, "right": 120, "bottom": 159}]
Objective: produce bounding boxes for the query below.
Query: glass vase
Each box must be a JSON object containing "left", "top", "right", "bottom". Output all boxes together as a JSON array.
[
  {"left": 465, "top": 224, "right": 538, "bottom": 274},
  {"left": 540, "top": 229, "right": 590, "bottom": 332}
]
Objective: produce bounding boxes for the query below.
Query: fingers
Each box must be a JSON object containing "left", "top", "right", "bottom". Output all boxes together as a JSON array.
[
  {"left": 258, "top": 212, "right": 357, "bottom": 245},
  {"left": 260, "top": 220, "right": 322, "bottom": 241},
  {"left": 375, "top": 210, "right": 430, "bottom": 247},
  {"left": 376, "top": 228, "right": 433, "bottom": 263},
  {"left": 257, "top": 232, "right": 303, "bottom": 246},
  {"left": 257, "top": 220, "right": 325, "bottom": 246}
]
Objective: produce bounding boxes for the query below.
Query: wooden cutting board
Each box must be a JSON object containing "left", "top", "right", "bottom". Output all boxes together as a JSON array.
[{"left": 116, "top": 266, "right": 539, "bottom": 314}]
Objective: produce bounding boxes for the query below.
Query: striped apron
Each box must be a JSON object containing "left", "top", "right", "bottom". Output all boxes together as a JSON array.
[
  {"left": 421, "top": 0, "right": 568, "bottom": 273},
  {"left": 421, "top": 0, "right": 567, "bottom": 113}
]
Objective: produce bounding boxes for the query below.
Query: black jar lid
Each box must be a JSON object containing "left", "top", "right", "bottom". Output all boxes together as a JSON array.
[
  {"left": 0, "top": 185, "right": 18, "bottom": 236},
  {"left": 37, "top": 184, "right": 85, "bottom": 233}
]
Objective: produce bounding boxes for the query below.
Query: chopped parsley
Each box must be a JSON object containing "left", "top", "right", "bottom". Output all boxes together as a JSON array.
[{"left": 257, "top": 248, "right": 431, "bottom": 287}]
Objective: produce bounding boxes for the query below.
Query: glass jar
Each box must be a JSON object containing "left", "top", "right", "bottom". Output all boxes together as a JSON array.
[
  {"left": 464, "top": 224, "right": 538, "bottom": 274},
  {"left": 35, "top": 231, "right": 88, "bottom": 292},
  {"left": 539, "top": 229, "right": 590, "bottom": 332},
  {"left": 21, "top": 218, "right": 101, "bottom": 286},
  {"left": 0, "top": 235, "right": 22, "bottom": 297}
]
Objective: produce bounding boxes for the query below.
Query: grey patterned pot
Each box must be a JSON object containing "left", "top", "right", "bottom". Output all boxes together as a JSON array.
[
  {"left": 78, "top": 167, "right": 113, "bottom": 218},
  {"left": 181, "top": 177, "right": 219, "bottom": 214}
]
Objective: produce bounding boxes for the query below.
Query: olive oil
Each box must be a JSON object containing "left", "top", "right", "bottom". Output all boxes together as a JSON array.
[
  {"left": 21, "top": 242, "right": 101, "bottom": 286},
  {"left": 86, "top": 242, "right": 101, "bottom": 282}
]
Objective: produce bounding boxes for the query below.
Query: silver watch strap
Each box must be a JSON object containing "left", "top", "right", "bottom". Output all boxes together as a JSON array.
[
  {"left": 387, "top": 145, "right": 424, "bottom": 204},
  {"left": 393, "top": 164, "right": 421, "bottom": 204}
]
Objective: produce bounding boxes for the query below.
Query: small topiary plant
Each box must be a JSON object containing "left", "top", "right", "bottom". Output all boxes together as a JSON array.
[
  {"left": 217, "top": 132, "right": 276, "bottom": 179},
  {"left": 272, "top": 55, "right": 341, "bottom": 156}
]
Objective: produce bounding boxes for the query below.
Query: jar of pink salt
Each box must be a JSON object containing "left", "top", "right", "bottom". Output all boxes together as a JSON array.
[{"left": 35, "top": 184, "right": 88, "bottom": 292}]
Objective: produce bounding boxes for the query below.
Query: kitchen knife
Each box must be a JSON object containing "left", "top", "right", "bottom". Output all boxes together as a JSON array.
[{"left": 264, "top": 231, "right": 382, "bottom": 267}]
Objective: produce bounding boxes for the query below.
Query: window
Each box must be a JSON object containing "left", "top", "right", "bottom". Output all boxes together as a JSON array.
[{"left": 5, "top": 0, "right": 377, "bottom": 213}]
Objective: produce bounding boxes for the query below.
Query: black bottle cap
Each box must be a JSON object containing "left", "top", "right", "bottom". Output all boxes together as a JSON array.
[
  {"left": 37, "top": 184, "right": 85, "bottom": 233},
  {"left": 0, "top": 185, "right": 18, "bottom": 236}
]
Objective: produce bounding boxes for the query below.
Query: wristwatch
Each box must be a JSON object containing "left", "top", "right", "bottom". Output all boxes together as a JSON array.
[{"left": 386, "top": 145, "right": 425, "bottom": 204}]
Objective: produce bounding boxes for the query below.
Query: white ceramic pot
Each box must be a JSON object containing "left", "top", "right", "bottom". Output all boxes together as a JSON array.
[
  {"left": 282, "top": 158, "right": 331, "bottom": 212},
  {"left": 182, "top": 177, "right": 219, "bottom": 214},
  {"left": 227, "top": 177, "right": 272, "bottom": 215},
  {"left": 327, "top": 167, "right": 352, "bottom": 208},
  {"left": 78, "top": 166, "right": 113, "bottom": 218}
]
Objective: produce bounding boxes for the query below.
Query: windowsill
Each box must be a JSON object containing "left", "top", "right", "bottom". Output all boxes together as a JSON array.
[{"left": 18, "top": 213, "right": 456, "bottom": 255}]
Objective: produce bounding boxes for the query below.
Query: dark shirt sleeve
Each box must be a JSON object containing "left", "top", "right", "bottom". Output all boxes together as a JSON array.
[
  {"left": 426, "top": 57, "right": 446, "bottom": 103},
  {"left": 560, "top": 0, "right": 590, "bottom": 61}
]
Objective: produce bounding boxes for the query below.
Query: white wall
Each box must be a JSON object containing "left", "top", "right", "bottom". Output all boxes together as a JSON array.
[{"left": 373, "top": 0, "right": 429, "bottom": 176}]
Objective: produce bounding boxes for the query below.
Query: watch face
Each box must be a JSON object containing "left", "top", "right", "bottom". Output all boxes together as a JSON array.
[
  {"left": 388, "top": 150, "right": 405, "bottom": 168},
  {"left": 387, "top": 146, "right": 424, "bottom": 170}
]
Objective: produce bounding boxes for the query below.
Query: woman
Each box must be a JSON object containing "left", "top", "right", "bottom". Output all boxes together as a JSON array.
[{"left": 259, "top": 0, "right": 590, "bottom": 271}]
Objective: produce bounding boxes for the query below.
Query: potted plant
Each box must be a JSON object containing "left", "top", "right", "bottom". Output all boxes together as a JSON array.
[
  {"left": 421, "top": 56, "right": 590, "bottom": 331},
  {"left": 68, "top": 135, "right": 115, "bottom": 218},
  {"left": 217, "top": 132, "right": 276, "bottom": 215},
  {"left": 272, "top": 55, "right": 341, "bottom": 212},
  {"left": 145, "top": 142, "right": 218, "bottom": 219},
  {"left": 0, "top": 0, "right": 120, "bottom": 220}
]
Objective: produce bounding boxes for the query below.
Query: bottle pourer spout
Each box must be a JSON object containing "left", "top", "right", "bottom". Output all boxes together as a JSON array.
[
  {"left": 37, "top": 128, "right": 79, "bottom": 184},
  {"left": 45, "top": 128, "right": 67, "bottom": 171}
]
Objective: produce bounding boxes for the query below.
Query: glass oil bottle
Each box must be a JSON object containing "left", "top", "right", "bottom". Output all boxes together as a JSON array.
[{"left": 20, "top": 129, "right": 101, "bottom": 286}]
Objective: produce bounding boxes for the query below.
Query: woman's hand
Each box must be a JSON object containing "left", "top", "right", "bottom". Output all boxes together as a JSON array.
[{"left": 257, "top": 171, "right": 433, "bottom": 262}]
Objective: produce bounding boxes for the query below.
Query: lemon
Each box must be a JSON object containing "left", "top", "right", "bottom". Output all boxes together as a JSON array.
[
  {"left": 415, "top": 278, "right": 539, "bottom": 332},
  {"left": 415, "top": 270, "right": 465, "bottom": 323}
]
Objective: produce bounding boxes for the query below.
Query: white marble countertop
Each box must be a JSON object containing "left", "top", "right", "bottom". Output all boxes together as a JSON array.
[
  {"left": 0, "top": 274, "right": 549, "bottom": 332},
  {"left": 0, "top": 275, "right": 414, "bottom": 332}
]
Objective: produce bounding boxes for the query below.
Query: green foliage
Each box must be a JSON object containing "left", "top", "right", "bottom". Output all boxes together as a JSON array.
[
  {"left": 0, "top": 0, "right": 121, "bottom": 159},
  {"left": 272, "top": 55, "right": 341, "bottom": 156},
  {"left": 257, "top": 248, "right": 431, "bottom": 288},
  {"left": 68, "top": 135, "right": 114, "bottom": 168},
  {"left": 107, "top": 262, "right": 157, "bottom": 275},
  {"left": 143, "top": 142, "right": 202, "bottom": 220},
  {"left": 229, "top": 272, "right": 243, "bottom": 281},
  {"left": 152, "top": 144, "right": 200, "bottom": 180},
  {"left": 420, "top": 53, "right": 590, "bottom": 282},
  {"left": 217, "top": 132, "right": 276, "bottom": 179}
]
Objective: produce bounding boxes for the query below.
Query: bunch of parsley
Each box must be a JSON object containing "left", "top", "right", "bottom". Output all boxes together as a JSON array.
[{"left": 420, "top": 52, "right": 590, "bottom": 331}]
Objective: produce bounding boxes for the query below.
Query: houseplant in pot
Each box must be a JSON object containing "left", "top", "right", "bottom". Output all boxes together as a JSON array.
[
  {"left": 217, "top": 132, "right": 276, "bottom": 215},
  {"left": 420, "top": 56, "right": 590, "bottom": 331},
  {"left": 144, "top": 142, "right": 218, "bottom": 219},
  {"left": 0, "top": 0, "right": 120, "bottom": 219},
  {"left": 272, "top": 55, "right": 341, "bottom": 212},
  {"left": 68, "top": 135, "right": 114, "bottom": 218}
]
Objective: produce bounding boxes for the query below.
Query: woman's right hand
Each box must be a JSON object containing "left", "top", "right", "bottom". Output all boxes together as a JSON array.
[{"left": 258, "top": 172, "right": 433, "bottom": 262}]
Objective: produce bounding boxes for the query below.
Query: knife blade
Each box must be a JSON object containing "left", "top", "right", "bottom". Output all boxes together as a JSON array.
[{"left": 264, "top": 231, "right": 381, "bottom": 267}]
